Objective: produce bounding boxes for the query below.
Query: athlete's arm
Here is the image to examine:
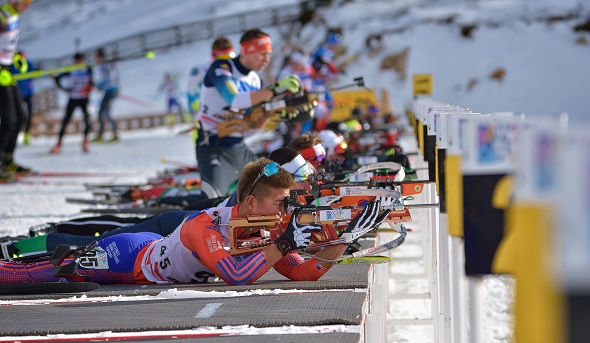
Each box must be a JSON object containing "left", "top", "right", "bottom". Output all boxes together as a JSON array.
[
  {"left": 181, "top": 215, "right": 283, "bottom": 285},
  {"left": 207, "top": 60, "right": 273, "bottom": 110},
  {"left": 273, "top": 244, "right": 347, "bottom": 281}
]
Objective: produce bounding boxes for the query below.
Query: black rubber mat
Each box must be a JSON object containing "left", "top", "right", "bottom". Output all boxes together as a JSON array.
[
  {"left": 123, "top": 333, "right": 360, "bottom": 343},
  {"left": 0, "top": 259, "right": 371, "bottom": 301},
  {"left": 0, "top": 291, "right": 366, "bottom": 336}
]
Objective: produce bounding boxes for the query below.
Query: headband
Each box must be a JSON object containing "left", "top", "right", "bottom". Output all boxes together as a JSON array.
[
  {"left": 281, "top": 154, "right": 307, "bottom": 175},
  {"left": 212, "top": 48, "right": 235, "bottom": 59},
  {"left": 240, "top": 36, "right": 272, "bottom": 55},
  {"left": 300, "top": 144, "right": 326, "bottom": 161}
]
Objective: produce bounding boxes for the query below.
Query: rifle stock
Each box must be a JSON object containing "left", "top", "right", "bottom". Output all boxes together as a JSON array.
[
  {"left": 227, "top": 206, "right": 411, "bottom": 255},
  {"left": 216, "top": 92, "right": 318, "bottom": 137}
]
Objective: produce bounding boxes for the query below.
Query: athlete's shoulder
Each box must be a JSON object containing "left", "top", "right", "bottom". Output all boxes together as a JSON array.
[{"left": 209, "top": 58, "right": 232, "bottom": 71}]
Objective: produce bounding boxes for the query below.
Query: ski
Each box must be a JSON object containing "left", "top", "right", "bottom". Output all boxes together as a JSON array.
[
  {"left": 0, "top": 282, "right": 99, "bottom": 295},
  {"left": 18, "top": 171, "right": 132, "bottom": 178},
  {"left": 10, "top": 252, "right": 53, "bottom": 263},
  {"left": 65, "top": 197, "right": 121, "bottom": 206},
  {"left": 84, "top": 182, "right": 145, "bottom": 190},
  {"left": 80, "top": 207, "right": 178, "bottom": 215},
  {"left": 336, "top": 255, "right": 391, "bottom": 264}
]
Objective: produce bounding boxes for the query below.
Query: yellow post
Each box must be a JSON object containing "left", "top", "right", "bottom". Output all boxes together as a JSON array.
[
  {"left": 510, "top": 203, "right": 565, "bottom": 343},
  {"left": 445, "top": 154, "right": 463, "bottom": 237}
]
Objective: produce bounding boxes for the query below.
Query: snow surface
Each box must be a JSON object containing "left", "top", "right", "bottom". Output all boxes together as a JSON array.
[
  {"left": 0, "top": 129, "right": 512, "bottom": 343},
  {"left": 2, "top": 0, "right": 589, "bottom": 341}
]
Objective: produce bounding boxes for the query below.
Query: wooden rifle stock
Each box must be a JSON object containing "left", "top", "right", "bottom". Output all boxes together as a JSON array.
[
  {"left": 216, "top": 92, "right": 317, "bottom": 137},
  {"left": 227, "top": 206, "right": 411, "bottom": 255}
]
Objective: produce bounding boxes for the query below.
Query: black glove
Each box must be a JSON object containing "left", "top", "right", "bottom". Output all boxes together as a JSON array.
[
  {"left": 340, "top": 200, "right": 391, "bottom": 242},
  {"left": 274, "top": 208, "right": 322, "bottom": 256}
]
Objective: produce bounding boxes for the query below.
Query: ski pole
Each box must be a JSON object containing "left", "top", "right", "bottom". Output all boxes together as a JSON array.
[
  {"left": 13, "top": 64, "right": 89, "bottom": 81},
  {"left": 160, "top": 157, "right": 198, "bottom": 170},
  {"left": 118, "top": 93, "right": 156, "bottom": 108}
]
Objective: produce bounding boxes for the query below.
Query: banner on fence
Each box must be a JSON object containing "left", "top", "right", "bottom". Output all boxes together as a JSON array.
[
  {"left": 330, "top": 89, "right": 378, "bottom": 122},
  {"left": 461, "top": 116, "right": 520, "bottom": 275}
]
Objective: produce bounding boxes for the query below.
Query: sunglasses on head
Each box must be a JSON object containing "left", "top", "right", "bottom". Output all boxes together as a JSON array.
[{"left": 248, "top": 162, "right": 280, "bottom": 196}]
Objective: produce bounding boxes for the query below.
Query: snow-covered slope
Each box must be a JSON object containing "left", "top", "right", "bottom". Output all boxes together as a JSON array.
[{"left": 18, "top": 0, "right": 590, "bottom": 125}]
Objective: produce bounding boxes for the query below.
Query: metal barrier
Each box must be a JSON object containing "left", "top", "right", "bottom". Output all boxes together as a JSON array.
[
  {"left": 33, "top": 4, "right": 302, "bottom": 70},
  {"left": 29, "top": 112, "right": 174, "bottom": 137}
]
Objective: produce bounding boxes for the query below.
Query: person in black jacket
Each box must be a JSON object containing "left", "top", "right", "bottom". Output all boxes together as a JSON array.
[
  {"left": 0, "top": 0, "right": 33, "bottom": 181},
  {"left": 50, "top": 52, "right": 93, "bottom": 154}
]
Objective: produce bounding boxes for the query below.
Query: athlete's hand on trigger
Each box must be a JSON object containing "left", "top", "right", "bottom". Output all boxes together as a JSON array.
[
  {"left": 273, "top": 208, "right": 322, "bottom": 256},
  {"left": 340, "top": 200, "right": 391, "bottom": 241},
  {"left": 377, "top": 187, "right": 395, "bottom": 209},
  {"left": 272, "top": 75, "right": 301, "bottom": 96}
]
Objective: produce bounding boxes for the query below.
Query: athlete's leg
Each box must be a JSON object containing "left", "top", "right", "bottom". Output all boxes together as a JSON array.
[
  {"left": 75, "top": 232, "right": 162, "bottom": 284},
  {"left": 56, "top": 99, "right": 76, "bottom": 141},
  {"left": 0, "top": 259, "right": 62, "bottom": 283},
  {"left": 45, "top": 211, "right": 192, "bottom": 251},
  {"left": 80, "top": 99, "right": 92, "bottom": 137}
]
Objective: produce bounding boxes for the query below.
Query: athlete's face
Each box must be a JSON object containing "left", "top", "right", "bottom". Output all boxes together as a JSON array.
[
  {"left": 243, "top": 50, "right": 271, "bottom": 71},
  {"left": 12, "top": 1, "right": 31, "bottom": 12},
  {"left": 250, "top": 187, "right": 290, "bottom": 217}
]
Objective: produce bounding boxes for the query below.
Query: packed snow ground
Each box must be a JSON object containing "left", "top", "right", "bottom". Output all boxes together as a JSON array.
[{"left": 0, "top": 127, "right": 513, "bottom": 343}]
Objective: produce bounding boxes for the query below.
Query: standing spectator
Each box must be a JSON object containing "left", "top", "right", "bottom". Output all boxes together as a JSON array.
[
  {"left": 277, "top": 48, "right": 315, "bottom": 137},
  {"left": 0, "top": 0, "right": 33, "bottom": 181},
  {"left": 187, "top": 36, "right": 234, "bottom": 118},
  {"left": 278, "top": 48, "right": 313, "bottom": 90},
  {"left": 92, "top": 48, "right": 120, "bottom": 142},
  {"left": 196, "top": 27, "right": 302, "bottom": 196},
  {"left": 188, "top": 36, "right": 234, "bottom": 144},
  {"left": 159, "top": 72, "right": 187, "bottom": 125},
  {"left": 311, "top": 29, "right": 343, "bottom": 131},
  {"left": 10, "top": 50, "right": 35, "bottom": 145},
  {"left": 50, "top": 52, "right": 93, "bottom": 154}
]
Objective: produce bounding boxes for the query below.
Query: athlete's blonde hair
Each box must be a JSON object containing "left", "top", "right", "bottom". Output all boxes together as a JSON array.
[
  {"left": 237, "top": 157, "right": 294, "bottom": 203},
  {"left": 287, "top": 131, "right": 322, "bottom": 151}
]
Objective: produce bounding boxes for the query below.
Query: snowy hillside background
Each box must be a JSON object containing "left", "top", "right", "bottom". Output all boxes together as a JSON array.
[{"left": 16, "top": 0, "right": 590, "bottom": 126}]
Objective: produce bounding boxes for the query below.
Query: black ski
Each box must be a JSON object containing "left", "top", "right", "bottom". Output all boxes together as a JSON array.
[
  {"left": 0, "top": 282, "right": 99, "bottom": 295},
  {"left": 66, "top": 197, "right": 120, "bottom": 205},
  {"left": 81, "top": 207, "right": 178, "bottom": 215}
]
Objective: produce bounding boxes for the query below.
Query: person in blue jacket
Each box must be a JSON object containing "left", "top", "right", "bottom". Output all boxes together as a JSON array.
[
  {"left": 92, "top": 48, "right": 120, "bottom": 142},
  {"left": 0, "top": 0, "right": 33, "bottom": 181},
  {"left": 195, "top": 28, "right": 302, "bottom": 196}
]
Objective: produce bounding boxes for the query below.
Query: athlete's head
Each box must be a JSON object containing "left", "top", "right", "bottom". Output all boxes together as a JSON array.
[
  {"left": 239, "top": 28, "right": 271, "bottom": 71},
  {"left": 287, "top": 132, "right": 322, "bottom": 151},
  {"left": 211, "top": 36, "right": 234, "bottom": 60},
  {"left": 9, "top": 0, "right": 32, "bottom": 12},
  {"left": 268, "top": 147, "right": 316, "bottom": 192},
  {"left": 287, "top": 132, "right": 327, "bottom": 168},
  {"left": 73, "top": 52, "right": 85, "bottom": 63},
  {"left": 94, "top": 48, "right": 106, "bottom": 62},
  {"left": 288, "top": 49, "right": 310, "bottom": 72},
  {"left": 237, "top": 158, "right": 294, "bottom": 217}
]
